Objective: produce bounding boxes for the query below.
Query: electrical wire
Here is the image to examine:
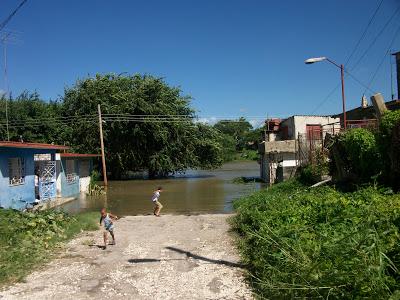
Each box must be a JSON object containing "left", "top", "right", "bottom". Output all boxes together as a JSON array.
[
  {"left": 345, "top": 0, "right": 384, "bottom": 66},
  {"left": 362, "top": 22, "right": 400, "bottom": 94}
]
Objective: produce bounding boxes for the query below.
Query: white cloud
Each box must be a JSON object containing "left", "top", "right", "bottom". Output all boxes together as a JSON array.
[{"left": 193, "top": 117, "right": 218, "bottom": 125}]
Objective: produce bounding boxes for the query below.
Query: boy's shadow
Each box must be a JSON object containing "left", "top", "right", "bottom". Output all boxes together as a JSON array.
[{"left": 88, "top": 243, "right": 114, "bottom": 249}]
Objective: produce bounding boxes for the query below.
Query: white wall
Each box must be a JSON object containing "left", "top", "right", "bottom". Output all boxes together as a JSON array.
[{"left": 293, "top": 116, "right": 340, "bottom": 138}]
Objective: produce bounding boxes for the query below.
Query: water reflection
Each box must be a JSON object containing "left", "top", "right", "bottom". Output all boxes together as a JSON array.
[{"left": 59, "top": 161, "right": 262, "bottom": 216}]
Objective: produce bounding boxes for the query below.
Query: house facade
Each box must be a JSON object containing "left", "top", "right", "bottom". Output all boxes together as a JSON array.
[
  {"left": 0, "top": 141, "right": 99, "bottom": 210},
  {"left": 56, "top": 153, "right": 99, "bottom": 198},
  {"left": 259, "top": 115, "right": 340, "bottom": 184},
  {"left": 0, "top": 142, "right": 68, "bottom": 210}
]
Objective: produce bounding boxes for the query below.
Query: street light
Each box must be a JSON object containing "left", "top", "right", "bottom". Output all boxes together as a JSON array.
[{"left": 305, "top": 57, "right": 347, "bottom": 129}]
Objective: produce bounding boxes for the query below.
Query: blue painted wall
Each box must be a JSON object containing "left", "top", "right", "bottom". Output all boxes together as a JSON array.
[
  {"left": 59, "top": 158, "right": 80, "bottom": 197},
  {"left": 0, "top": 148, "right": 56, "bottom": 210}
]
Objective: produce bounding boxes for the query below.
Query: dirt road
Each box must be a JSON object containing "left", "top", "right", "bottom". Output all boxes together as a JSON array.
[{"left": 0, "top": 214, "right": 252, "bottom": 300}]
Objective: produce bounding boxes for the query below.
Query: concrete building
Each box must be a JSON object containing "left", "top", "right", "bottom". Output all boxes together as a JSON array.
[
  {"left": 0, "top": 141, "right": 99, "bottom": 210},
  {"left": 0, "top": 142, "right": 68, "bottom": 210},
  {"left": 259, "top": 115, "right": 340, "bottom": 184},
  {"left": 56, "top": 153, "right": 99, "bottom": 198}
]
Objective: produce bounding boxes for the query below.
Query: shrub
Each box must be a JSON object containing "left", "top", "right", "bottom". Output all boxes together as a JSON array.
[
  {"left": 232, "top": 181, "right": 400, "bottom": 299},
  {"left": 341, "top": 128, "right": 381, "bottom": 181},
  {"left": 0, "top": 210, "right": 98, "bottom": 285}
]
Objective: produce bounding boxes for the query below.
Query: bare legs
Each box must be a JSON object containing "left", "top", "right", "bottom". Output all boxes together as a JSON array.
[{"left": 103, "top": 231, "right": 116, "bottom": 249}]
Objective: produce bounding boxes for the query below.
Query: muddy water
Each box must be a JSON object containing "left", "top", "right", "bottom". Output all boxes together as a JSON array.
[{"left": 60, "top": 161, "right": 262, "bottom": 216}]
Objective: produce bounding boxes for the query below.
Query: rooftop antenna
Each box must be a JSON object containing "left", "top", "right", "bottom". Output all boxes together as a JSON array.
[{"left": 1, "top": 30, "right": 21, "bottom": 141}]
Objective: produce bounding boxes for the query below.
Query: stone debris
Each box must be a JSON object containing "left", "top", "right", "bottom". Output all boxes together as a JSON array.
[{"left": 0, "top": 214, "right": 253, "bottom": 300}]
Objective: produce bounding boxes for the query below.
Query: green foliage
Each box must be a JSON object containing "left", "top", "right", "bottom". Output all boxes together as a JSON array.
[
  {"left": 62, "top": 73, "right": 222, "bottom": 178},
  {"left": 338, "top": 128, "right": 381, "bottom": 182},
  {"left": 87, "top": 170, "right": 105, "bottom": 196},
  {"left": 232, "top": 180, "right": 400, "bottom": 299},
  {"left": 0, "top": 209, "right": 98, "bottom": 286},
  {"left": 297, "top": 164, "right": 322, "bottom": 185},
  {"left": 0, "top": 92, "right": 65, "bottom": 143},
  {"left": 381, "top": 110, "right": 400, "bottom": 138},
  {"left": 214, "top": 119, "right": 263, "bottom": 162},
  {"left": 214, "top": 118, "right": 253, "bottom": 151},
  {"left": 298, "top": 148, "right": 329, "bottom": 185}
]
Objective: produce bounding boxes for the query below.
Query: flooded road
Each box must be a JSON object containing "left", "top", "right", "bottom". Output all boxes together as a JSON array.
[{"left": 60, "top": 161, "right": 262, "bottom": 216}]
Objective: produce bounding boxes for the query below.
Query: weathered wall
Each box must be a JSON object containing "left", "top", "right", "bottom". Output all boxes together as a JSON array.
[
  {"left": 59, "top": 158, "right": 80, "bottom": 197},
  {"left": 0, "top": 148, "right": 55, "bottom": 210}
]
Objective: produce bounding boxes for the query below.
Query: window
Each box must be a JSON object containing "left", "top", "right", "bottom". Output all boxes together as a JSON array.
[
  {"left": 9, "top": 157, "right": 25, "bottom": 186},
  {"left": 66, "top": 159, "right": 77, "bottom": 184}
]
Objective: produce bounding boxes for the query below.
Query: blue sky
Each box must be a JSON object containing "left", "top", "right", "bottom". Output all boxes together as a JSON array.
[{"left": 1, "top": 0, "right": 400, "bottom": 121}]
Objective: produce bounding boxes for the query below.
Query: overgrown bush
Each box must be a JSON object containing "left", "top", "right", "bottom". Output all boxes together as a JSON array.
[
  {"left": 88, "top": 170, "right": 105, "bottom": 196},
  {"left": 380, "top": 111, "right": 400, "bottom": 190},
  {"left": 297, "top": 148, "right": 329, "bottom": 185},
  {"left": 341, "top": 128, "right": 381, "bottom": 181},
  {"left": 232, "top": 180, "right": 400, "bottom": 299},
  {"left": 0, "top": 209, "right": 98, "bottom": 285}
]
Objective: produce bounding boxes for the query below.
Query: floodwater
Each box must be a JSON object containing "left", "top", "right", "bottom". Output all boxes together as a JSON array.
[{"left": 59, "top": 161, "right": 262, "bottom": 216}]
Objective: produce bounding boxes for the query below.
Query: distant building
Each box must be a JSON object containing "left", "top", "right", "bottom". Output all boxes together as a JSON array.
[
  {"left": 0, "top": 141, "right": 99, "bottom": 210},
  {"left": 259, "top": 115, "right": 340, "bottom": 184}
]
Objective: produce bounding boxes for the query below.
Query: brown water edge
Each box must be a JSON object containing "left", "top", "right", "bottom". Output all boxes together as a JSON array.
[{"left": 58, "top": 161, "right": 262, "bottom": 216}]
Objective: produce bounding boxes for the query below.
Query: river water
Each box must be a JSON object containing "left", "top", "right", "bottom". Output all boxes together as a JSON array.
[{"left": 59, "top": 161, "right": 262, "bottom": 216}]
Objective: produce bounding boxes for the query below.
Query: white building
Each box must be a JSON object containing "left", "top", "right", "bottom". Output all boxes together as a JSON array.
[{"left": 259, "top": 115, "right": 340, "bottom": 184}]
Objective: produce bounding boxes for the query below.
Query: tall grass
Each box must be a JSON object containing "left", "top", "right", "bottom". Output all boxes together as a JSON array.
[
  {"left": 0, "top": 209, "right": 98, "bottom": 286},
  {"left": 232, "top": 180, "right": 400, "bottom": 299}
]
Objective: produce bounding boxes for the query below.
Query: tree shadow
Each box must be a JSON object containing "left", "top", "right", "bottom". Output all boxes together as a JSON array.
[{"left": 165, "top": 246, "right": 246, "bottom": 269}]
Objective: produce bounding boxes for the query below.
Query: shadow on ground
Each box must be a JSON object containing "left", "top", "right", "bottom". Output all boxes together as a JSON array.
[{"left": 128, "top": 246, "right": 245, "bottom": 269}]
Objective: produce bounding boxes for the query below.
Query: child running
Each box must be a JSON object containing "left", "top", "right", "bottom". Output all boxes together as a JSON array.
[
  {"left": 151, "top": 186, "right": 163, "bottom": 217},
  {"left": 99, "top": 208, "right": 118, "bottom": 249}
]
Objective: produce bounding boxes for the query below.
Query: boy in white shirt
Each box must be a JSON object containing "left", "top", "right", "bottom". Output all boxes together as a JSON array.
[{"left": 151, "top": 186, "right": 163, "bottom": 217}]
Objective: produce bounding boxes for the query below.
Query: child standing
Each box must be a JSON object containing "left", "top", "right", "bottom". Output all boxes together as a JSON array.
[
  {"left": 99, "top": 208, "right": 118, "bottom": 249},
  {"left": 151, "top": 186, "right": 163, "bottom": 217}
]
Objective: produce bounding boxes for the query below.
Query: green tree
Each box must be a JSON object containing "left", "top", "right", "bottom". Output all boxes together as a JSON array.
[
  {"left": 0, "top": 92, "right": 64, "bottom": 143},
  {"left": 62, "top": 73, "right": 222, "bottom": 178},
  {"left": 214, "top": 117, "right": 253, "bottom": 151}
]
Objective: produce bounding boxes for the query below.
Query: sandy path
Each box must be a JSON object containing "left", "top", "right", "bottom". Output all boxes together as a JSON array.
[{"left": 0, "top": 214, "right": 252, "bottom": 300}]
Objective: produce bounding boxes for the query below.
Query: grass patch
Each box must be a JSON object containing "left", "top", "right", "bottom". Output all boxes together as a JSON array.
[
  {"left": 0, "top": 209, "right": 98, "bottom": 286},
  {"left": 232, "top": 180, "right": 400, "bottom": 299}
]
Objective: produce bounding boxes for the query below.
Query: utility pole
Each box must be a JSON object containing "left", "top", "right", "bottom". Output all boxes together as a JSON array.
[
  {"left": 1, "top": 32, "right": 11, "bottom": 141},
  {"left": 98, "top": 104, "right": 108, "bottom": 186}
]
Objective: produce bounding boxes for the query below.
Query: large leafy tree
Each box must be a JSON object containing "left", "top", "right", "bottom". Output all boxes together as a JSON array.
[
  {"left": 214, "top": 117, "right": 253, "bottom": 151},
  {"left": 62, "top": 73, "right": 222, "bottom": 178},
  {"left": 0, "top": 92, "right": 64, "bottom": 143}
]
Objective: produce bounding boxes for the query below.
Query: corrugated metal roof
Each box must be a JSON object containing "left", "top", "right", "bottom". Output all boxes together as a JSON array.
[
  {"left": 60, "top": 153, "right": 100, "bottom": 158},
  {"left": 0, "top": 141, "right": 69, "bottom": 150}
]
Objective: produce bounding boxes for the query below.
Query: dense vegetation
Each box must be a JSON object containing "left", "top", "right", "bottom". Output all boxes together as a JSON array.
[
  {"left": 233, "top": 180, "right": 400, "bottom": 299},
  {"left": 213, "top": 117, "right": 263, "bottom": 162},
  {"left": 0, "top": 74, "right": 263, "bottom": 178},
  {"left": 0, "top": 209, "right": 98, "bottom": 286},
  {"left": 329, "top": 110, "right": 400, "bottom": 191}
]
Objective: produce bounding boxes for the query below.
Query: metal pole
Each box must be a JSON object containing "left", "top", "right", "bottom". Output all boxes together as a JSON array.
[
  {"left": 98, "top": 104, "right": 108, "bottom": 186},
  {"left": 3, "top": 41, "right": 9, "bottom": 140},
  {"left": 341, "top": 64, "right": 347, "bottom": 130}
]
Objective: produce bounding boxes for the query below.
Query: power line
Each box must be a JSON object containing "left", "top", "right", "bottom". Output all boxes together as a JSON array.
[
  {"left": 362, "top": 22, "right": 400, "bottom": 94},
  {"left": 306, "top": 3, "right": 399, "bottom": 117},
  {"left": 350, "top": 5, "right": 400, "bottom": 72},
  {"left": 0, "top": 0, "right": 28, "bottom": 32},
  {"left": 345, "top": 0, "right": 384, "bottom": 66}
]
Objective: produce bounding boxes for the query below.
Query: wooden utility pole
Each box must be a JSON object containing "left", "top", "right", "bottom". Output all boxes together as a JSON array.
[{"left": 98, "top": 104, "right": 108, "bottom": 186}]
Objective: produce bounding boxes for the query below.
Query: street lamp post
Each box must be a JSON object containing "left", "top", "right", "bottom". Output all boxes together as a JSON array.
[{"left": 305, "top": 57, "right": 347, "bottom": 130}]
